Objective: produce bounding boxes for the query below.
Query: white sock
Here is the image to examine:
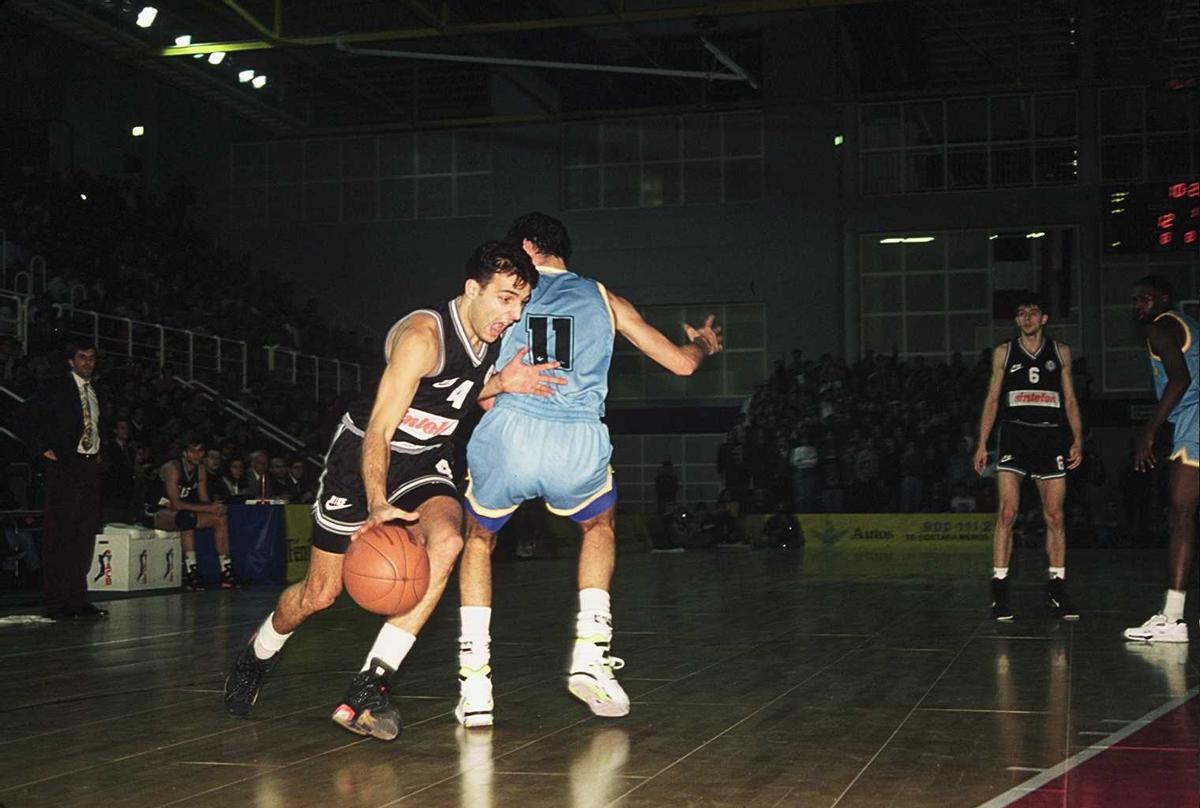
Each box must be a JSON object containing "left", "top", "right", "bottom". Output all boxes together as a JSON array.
[
  {"left": 185, "top": 550, "right": 197, "bottom": 568},
  {"left": 1048, "top": 566, "right": 1065, "bottom": 580},
  {"left": 253, "top": 611, "right": 291, "bottom": 660},
  {"left": 992, "top": 567, "right": 1008, "bottom": 580},
  {"left": 1163, "top": 589, "right": 1186, "bottom": 621},
  {"left": 361, "top": 624, "right": 416, "bottom": 673},
  {"left": 576, "top": 588, "right": 612, "bottom": 640},
  {"left": 459, "top": 606, "right": 492, "bottom": 670},
  {"left": 219, "top": 553, "right": 231, "bottom": 568}
]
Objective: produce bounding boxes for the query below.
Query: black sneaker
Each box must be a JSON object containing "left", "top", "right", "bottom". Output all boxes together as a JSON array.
[
  {"left": 991, "top": 578, "right": 1013, "bottom": 621},
  {"left": 220, "top": 561, "right": 236, "bottom": 590},
  {"left": 331, "top": 658, "right": 402, "bottom": 741},
  {"left": 183, "top": 564, "right": 204, "bottom": 592},
  {"left": 223, "top": 636, "right": 279, "bottom": 718},
  {"left": 1046, "top": 577, "right": 1080, "bottom": 621}
]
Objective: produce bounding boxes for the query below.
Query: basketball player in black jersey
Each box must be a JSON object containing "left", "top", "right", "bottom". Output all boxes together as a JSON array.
[
  {"left": 974, "top": 293, "right": 1083, "bottom": 621},
  {"left": 223, "top": 241, "right": 563, "bottom": 740},
  {"left": 154, "top": 435, "right": 232, "bottom": 591}
]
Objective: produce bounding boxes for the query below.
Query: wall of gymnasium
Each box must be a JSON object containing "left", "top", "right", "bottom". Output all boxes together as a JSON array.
[
  {"left": 220, "top": 18, "right": 846, "bottom": 365},
  {"left": 0, "top": 9, "right": 264, "bottom": 237}
]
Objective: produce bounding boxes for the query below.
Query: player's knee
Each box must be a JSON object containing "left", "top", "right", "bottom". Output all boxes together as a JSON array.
[
  {"left": 1042, "top": 508, "right": 1064, "bottom": 529},
  {"left": 301, "top": 577, "right": 342, "bottom": 612},
  {"left": 998, "top": 505, "right": 1018, "bottom": 527},
  {"left": 428, "top": 532, "right": 465, "bottom": 566}
]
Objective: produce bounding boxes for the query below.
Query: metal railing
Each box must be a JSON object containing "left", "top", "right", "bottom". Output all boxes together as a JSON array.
[
  {"left": 52, "top": 304, "right": 249, "bottom": 390},
  {"left": 6, "top": 255, "right": 46, "bottom": 296},
  {"left": 0, "top": 291, "right": 28, "bottom": 353},
  {"left": 174, "top": 377, "right": 322, "bottom": 468},
  {"left": 265, "top": 346, "right": 362, "bottom": 400}
]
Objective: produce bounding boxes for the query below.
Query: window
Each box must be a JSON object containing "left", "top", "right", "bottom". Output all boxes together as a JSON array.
[
  {"left": 860, "top": 228, "right": 1081, "bottom": 362},
  {"left": 1100, "top": 86, "right": 1198, "bottom": 182},
  {"left": 860, "top": 92, "right": 1079, "bottom": 195},
  {"left": 563, "top": 112, "right": 763, "bottom": 210},
  {"left": 609, "top": 302, "right": 766, "bottom": 401},
  {"left": 230, "top": 131, "right": 492, "bottom": 224}
]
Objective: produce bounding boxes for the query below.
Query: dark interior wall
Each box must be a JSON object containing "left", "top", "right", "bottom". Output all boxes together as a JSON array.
[{"left": 0, "top": 9, "right": 264, "bottom": 236}]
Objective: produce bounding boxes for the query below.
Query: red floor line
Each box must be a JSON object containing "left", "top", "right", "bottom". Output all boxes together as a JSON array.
[{"left": 975, "top": 688, "right": 1199, "bottom": 808}]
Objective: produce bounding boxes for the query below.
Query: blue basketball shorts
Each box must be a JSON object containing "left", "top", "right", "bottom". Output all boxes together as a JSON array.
[
  {"left": 465, "top": 407, "right": 616, "bottom": 532},
  {"left": 1168, "top": 404, "right": 1199, "bottom": 468}
]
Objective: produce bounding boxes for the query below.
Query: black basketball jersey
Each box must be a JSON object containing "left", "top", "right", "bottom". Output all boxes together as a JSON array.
[
  {"left": 155, "top": 458, "right": 202, "bottom": 507},
  {"left": 346, "top": 298, "right": 498, "bottom": 454},
  {"left": 998, "top": 337, "right": 1066, "bottom": 426}
]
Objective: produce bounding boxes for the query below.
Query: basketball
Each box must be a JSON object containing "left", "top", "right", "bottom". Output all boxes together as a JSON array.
[{"left": 343, "top": 524, "right": 430, "bottom": 616}]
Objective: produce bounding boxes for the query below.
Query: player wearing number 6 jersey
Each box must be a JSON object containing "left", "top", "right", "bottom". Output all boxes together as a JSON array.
[
  {"left": 222, "top": 242, "right": 562, "bottom": 740},
  {"left": 974, "top": 292, "right": 1084, "bottom": 622},
  {"left": 457, "top": 212, "right": 723, "bottom": 727}
]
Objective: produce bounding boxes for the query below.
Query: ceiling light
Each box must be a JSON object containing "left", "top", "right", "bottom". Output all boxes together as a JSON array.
[
  {"left": 174, "top": 34, "right": 192, "bottom": 46},
  {"left": 193, "top": 54, "right": 204, "bottom": 59},
  {"left": 902, "top": 236, "right": 935, "bottom": 243},
  {"left": 131, "top": 125, "right": 145, "bottom": 137},
  {"left": 879, "top": 238, "right": 904, "bottom": 244},
  {"left": 833, "top": 134, "right": 844, "bottom": 147},
  {"left": 136, "top": 6, "right": 157, "bottom": 28},
  {"left": 80, "top": 193, "right": 88, "bottom": 201},
  {"left": 252, "top": 75, "right": 267, "bottom": 88},
  {"left": 238, "top": 70, "right": 255, "bottom": 83},
  {"left": 1026, "top": 231, "right": 1046, "bottom": 239},
  {"left": 208, "top": 51, "right": 226, "bottom": 65}
]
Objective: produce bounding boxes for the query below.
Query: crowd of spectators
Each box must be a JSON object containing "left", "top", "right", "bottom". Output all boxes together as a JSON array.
[
  {"left": 706, "top": 348, "right": 1151, "bottom": 546},
  {"left": 717, "top": 349, "right": 997, "bottom": 515},
  {"left": 1, "top": 163, "right": 374, "bottom": 361}
]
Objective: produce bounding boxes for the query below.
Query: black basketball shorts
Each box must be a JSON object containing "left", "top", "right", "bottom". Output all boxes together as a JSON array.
[
  {"left": 311, "top": 417, "right": 457, "bottom": 554},
  {"left": 995, "top": 421, "right": 1069, "bottom": 481}
]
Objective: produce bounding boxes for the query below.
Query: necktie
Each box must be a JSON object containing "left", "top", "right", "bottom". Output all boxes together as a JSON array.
[{"left": 80, "top": 382, "right": 95, "bottom": 452}]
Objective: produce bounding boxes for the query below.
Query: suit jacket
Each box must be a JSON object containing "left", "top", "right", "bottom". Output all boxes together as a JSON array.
[{"left": 19, "top": 372, "right": 103, "bottom": 461}]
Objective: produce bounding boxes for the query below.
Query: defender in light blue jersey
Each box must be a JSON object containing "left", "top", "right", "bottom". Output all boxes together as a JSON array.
[
  {"left": 1124, "top": 276, "right": 1199, "bottom": 645},
  {"left": 455, "top": 213, "right": 723, "bottom": 727}
]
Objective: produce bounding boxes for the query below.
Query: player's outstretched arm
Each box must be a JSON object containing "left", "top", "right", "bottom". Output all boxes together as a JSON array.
[
  {"left": 608, "top": 291, "right": 722, "bottom": 376},
  {"left": 974, "top": 345, "right": 1007, "bottom": 475},
  {"left": 1057, "top": 344, "right": 1084, "bottom": 470},
  {"left": 357, "top": 315, "right": 440, "bottom": 531},
  {"left": 478, "top": 346, "right": 565, "bottom": 403},
  {"left": 1134, "top": 318, "right": 1191, "bottom": 471}
]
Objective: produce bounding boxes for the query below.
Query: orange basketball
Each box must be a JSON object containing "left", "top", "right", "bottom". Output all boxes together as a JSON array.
[{"left": 343, "top": 524, "right": 430, "bottom": 616}]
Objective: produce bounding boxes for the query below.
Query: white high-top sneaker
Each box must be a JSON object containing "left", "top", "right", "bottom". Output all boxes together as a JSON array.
[
  {"left": 1123, "top": 613, "right": 1189, "bottom": 643},
  {"left": 568, "top": 640, "right": 630, "bottom": 718},
  {"left": 455, "top": 664, "right": 494, "bottom": 728}
]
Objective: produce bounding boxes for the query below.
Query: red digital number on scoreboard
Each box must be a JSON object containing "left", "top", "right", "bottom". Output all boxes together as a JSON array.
[{"left": 1168, "top": 182, "right": 1200, "bottom": 198}]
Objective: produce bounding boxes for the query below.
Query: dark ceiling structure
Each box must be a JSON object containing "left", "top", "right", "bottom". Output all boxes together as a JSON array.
[{"left": 7, "top": 0, "right": 1199, "bottom": 134}]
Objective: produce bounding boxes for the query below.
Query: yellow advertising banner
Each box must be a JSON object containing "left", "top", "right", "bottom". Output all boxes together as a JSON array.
[
  {"left": 794, "top": 513, "right": 996, "bottom": 549},
  {"left": 283, "top": 504, "right": 313, "bottom": 584}
]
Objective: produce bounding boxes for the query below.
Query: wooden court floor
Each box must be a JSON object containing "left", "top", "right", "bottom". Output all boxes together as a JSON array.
[{"left": 0, "top": 545, "right": 1196, "bottom": 807}]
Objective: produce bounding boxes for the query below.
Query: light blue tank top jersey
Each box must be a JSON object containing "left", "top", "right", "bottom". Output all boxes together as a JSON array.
[
  {"left": 1148, "top": 310, "right": 1200, "bottom": 422},
  {"left": 493, "top": 266, "right": 615, "bottom": 420}
]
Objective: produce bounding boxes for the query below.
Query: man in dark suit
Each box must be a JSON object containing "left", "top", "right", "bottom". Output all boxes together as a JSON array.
[
  {"left": 20, "top": 341, "right": 108, "bottom": 620},
  {"left": 102, "top": 417, "right": 138, "bottom": 523}
]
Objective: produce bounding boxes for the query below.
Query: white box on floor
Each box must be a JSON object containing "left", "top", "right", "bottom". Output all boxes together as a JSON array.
[{"left": 88, "top": 529, "right": 182, "bottom": 592}]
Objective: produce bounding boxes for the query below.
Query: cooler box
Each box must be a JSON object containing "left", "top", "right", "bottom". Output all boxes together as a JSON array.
[{"left": 88, "top": 526, "right": 182, "bottom": 592}]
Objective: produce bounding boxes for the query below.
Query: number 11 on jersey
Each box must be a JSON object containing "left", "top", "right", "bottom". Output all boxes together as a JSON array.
[{"left": 527, "top": 315, "right": 574, "bottom": 370}]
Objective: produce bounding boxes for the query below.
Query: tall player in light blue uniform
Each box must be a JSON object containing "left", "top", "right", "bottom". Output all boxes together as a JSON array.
[
  {"left": 1124, "top": 275, "right": 1199, "bottom": 644},
  {"left": 456, "top": 213, "right": 723, "bottom": 727}
]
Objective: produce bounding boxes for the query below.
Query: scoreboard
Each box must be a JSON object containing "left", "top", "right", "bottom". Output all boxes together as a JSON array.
[{"left": 1104, "top": 180, "right": 1200, "bottom": 253}]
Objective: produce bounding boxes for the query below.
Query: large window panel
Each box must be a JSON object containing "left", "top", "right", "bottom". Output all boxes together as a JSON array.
[
  {"left": 905, "top": 273, "right": 946, "bottom": 311},
  {"left": 862, "top": 275, "right": 902, "bottom": 313},
  {"left": 861, "top": 315, "right": 901, "bottom": 354},
  {"left": 233, "top": 129, "right": 490, "bottom": 224},
  {"left": 947, "top": 232, "right": 989, "bottom": 269},
  {"left": 861, "top": 92, "right": 1077, "bottom": 195},
  {"left": 564, "top": 113, "right": 761, "bottom": 210}
]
